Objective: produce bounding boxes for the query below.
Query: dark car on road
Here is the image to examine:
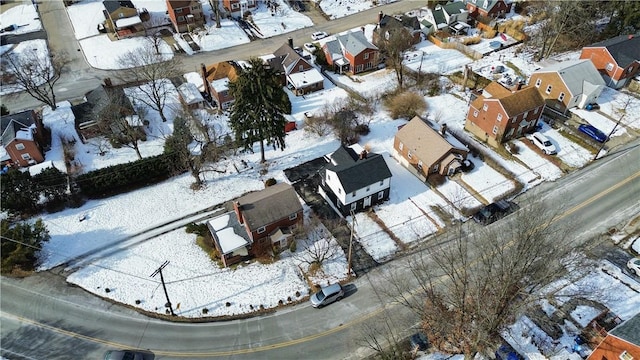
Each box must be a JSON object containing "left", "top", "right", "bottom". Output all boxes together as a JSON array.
[
  {"left": 472, "top": 200, "right": 517, "bottom": 225},
  {"left": 578, "top": 124, "right": 607, "bottom": 143},
  {"left": 104, "top": 350, "right": 144, "bottom": 360}
]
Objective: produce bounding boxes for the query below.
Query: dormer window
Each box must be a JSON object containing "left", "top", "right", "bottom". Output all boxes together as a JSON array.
[
  {"left": 483, "top": 104, "right": 488, "bottom": 111},
  {"left": 606, "top": 63, "right": 614, "bottom": 71},
  {"left": 535, "top": 79, "right": 541, "bottom": 88},
  {"left": 545, "top": 85, "right": 552, "bottom": 94}
]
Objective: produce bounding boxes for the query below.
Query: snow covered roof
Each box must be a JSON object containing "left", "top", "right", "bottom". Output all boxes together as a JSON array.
[
  {"left": 287, "top": 69, "right": 324, "bottom": 89},
  {"left": 115, "top": 15, "right": 142, "bottom": 28},
  {"left": 210, "top": 78, "right": 230, "bottom": 93},
  {"left": 28, "top": 160, "right": 64, "bottom": 177},
  {"left": 178, "top": 82, "right": 204, "bottom": 104},
  {"left": 207, "top": 213, "right": 251, "bottom": 255},
  {"left": 533, "top": 59, "right": 605, "bottom": 96},
  {"left": 1, "top": 110, "right": 37, "bottom": 145}
]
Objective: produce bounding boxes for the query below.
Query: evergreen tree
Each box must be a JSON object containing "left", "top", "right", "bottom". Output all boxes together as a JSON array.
[
  {"left": 228, "top": 57, "right": 292, "bottom": 163},
  {"left": 0, "top": 169, "right": 38, "bottom": 216},
  {"left": 32, "top": 166, "right": 69, "bottom": 212},
  {"left": 1, "top": 218, "right": 50, "bottom": 274}
]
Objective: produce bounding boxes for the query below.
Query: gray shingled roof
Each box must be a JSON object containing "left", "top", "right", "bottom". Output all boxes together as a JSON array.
[
  {"left": 272, "top": 43, "right": 309, "bottom": 74},
  {"left": 337, "top": 31, "right": 378, "bottom": 56},
  {"left": 326, "top": 146, "right": 392, "bottom": 194},
  {"left": 586, "top": 34, "right": 640, "bottom": 68},
  {"left": 534, "top": 59, "right": 605, "bottom": 96},
  {"left": 443, "top": 1, "right": 467, "bottom": 16},
  {"left": 610, "top": 313, "right": 640, "bottom": 346},
  {"left": 103, "top": 0, "right": 135, "bottom": 14},
  {"left": 1, "top": 110, "right": 36, "bottom": 145},
  {"left": 236, "top": 183, "right": 302, "bottom": 230}
]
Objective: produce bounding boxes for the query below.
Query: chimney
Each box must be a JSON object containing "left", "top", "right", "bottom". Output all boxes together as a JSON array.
[
  {"left": 233, "top": 201, "right": 243, "bottom": 224},
  {"left": 200, "top": 63, "right": 210, "bottom": 96},
  {"left": 361, "top": 26, "right": 365, "bottom": 33},
  {"left": 440, "top": 123, "right": 447, "bottom": 136},
  {"left": 287, "top": 37, "right": 293, "bottom": 48},
  {"left": 378, "top": 10, "right": 383, "bottom": 23},
  {"left": 359, "top": 150, "right": 368, "bottom": 160}
]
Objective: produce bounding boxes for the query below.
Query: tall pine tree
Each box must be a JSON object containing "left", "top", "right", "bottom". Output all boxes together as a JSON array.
[{"left": 228, "top": 57, "right": 291, "bottom": 163}]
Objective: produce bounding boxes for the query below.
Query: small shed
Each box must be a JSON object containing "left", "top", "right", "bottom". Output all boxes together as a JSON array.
[{"left": 177, "top": 82, "right": 206, "bottom": 109}]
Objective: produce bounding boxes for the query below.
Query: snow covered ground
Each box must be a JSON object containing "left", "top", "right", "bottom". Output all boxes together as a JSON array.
[{"left": 0, "top": 2, "right": 41, "bottom": 35}]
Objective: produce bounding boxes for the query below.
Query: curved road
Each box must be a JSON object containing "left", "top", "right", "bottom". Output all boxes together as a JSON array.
[{"left": 2, "top": 141, "right": 639, "bottom": 360}]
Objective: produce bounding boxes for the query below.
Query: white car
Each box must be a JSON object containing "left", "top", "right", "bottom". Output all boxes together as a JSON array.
[
  {"left": 529, "top": 132, "right": 557, "bottom": 155},
  {"left": 628, "top": 257, "right": 640, "bottom": 276},
  {"left": 303, "top": 42, "right": 316, "bottom": 53},
  {"left": 311, "top": 31, "right": 328, "bottom": 40}
]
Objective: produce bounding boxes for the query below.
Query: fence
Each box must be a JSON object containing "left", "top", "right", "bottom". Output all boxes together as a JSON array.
[{"left": 428, "top": 34, "right": 483, "bottom": 60}]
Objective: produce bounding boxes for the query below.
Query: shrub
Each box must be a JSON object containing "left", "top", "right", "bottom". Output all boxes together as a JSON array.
[
  {"left": 135, "top": 299, "right": 141, "bottom": 305},
  {"left": 304, "top": 115, "right": 332, "bottom": 136},
  {"left": 287, "top": 296, "right": 292, "bottom": 302},
  {"left": 249, "top": 304, "right": 254, "bottom": 310},
  {"left": 226, "top": 302, "right": 231, "bottom": 307},
  {"left": 186, "top": 222, "right": 208, "bottom": 236},
  {"left": 354, "top": 124, "right": 370, "bottom": 135},
  {"left": 483, "top": 28, "right": 497, "bottom": 39},
  {"left": 278, "top": 299, "right": 284, "bottom": 305},
  {"left": 289, "top": 240, "right": 297, "bottom": 252},
  {"left": 259, "top": 304, "right": 265, "bottom": 310},
  {"left": 105, "top": 288, "right": 111, "bottom": 293},
  {"left": 202, "top": 308, "right": 209, "bottom": 314},
  {"left": 385, "top": 91, "right": 427, "bottom": 119},
  {"left": 264, "top": 178, "right": 277, "bottom": 187},
  {"left": 462, "top": 35, "right": 481, "bottom": 45},
  {"left": 295, "top": 291, "right": 301, "bottom": 297}
]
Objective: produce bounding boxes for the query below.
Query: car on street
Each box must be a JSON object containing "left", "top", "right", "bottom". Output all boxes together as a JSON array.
[
  {"left": 311, "top": 31, "right": 328, "bottom": 40},
  {"left": 303, "top": 42, "right": 317, "bottom": 53},
  {"left": 529, "top": 132, "right": 557, "bottom": 155},
  {"left": 104, "top": 350, "right": 144, "bottom": 360},
  {"left": 578, "top": 124, "right": 607, "bottom": 143},
  {"left": 310, "top": 283, "right": 344, "bottom": 308},
  {"left": 472, "top": 200, "right": 518, "bottom": 225},
  {"left": 627, "top": 257, "right": 640, "bottom": 276}
]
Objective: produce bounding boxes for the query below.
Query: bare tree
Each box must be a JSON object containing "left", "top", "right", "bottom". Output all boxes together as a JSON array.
[
  {"left": 376, "top": 21, "right": 415, "bottom": 89},
  {"left": 376, "top": 197, "right": 589, "bottom": 358},
  {"left": 97, "top": 90, "right": 146, "bottom": 160},
  {"left": 208, "top": 0, "right": 221, "bottom": 28},
  {"left": 1, "top": 50, "right": 69, "bottom": 110},
  {"left": 294, "top": 215, "right": 339, "bottom": 268},
  {"left": 355, "top": 306, "right": 415, "bottom": 360},
  {"left": 117, "top": 45, "right": 180, "bottom": 122}
]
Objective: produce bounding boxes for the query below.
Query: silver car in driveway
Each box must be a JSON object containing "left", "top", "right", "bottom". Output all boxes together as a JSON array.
[{"left": 310, "top": 283, "right": 344, "bottom": 308}]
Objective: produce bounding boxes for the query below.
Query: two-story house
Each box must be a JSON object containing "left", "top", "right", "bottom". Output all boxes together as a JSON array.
[
  {"left": 579, "top": 34, "right": 640, "bottom": 89},
  {"left": 320, "top": 144, "right": 392, "bottom": 216},
  {"left": 1, "top": 110, "right": 47, "bottom": 167},
  {"left": 222, "top": 0, "right": 257, "bottom": 18},
  {"left": 102, "top": 0, "right": 144, "bottom": 39},
  {"left": 374, "top": 12, "right": 423, "bottom": 45},
  {"left": 529, "top": 59, "right": 606, "bottom": 115},
  {"left": 71, "top": 85, "right": 136, "bottom": 142},
  {"left": 207, "top": 183, "right": 303, "bottom": 267},
  {"left": 200, "top": 61, "right": 240, "bottom": 110},
  {"left": 465, "top": 81, "right": 545, "bottom": 147},
  {"left": 267, "top": 41, "right": 324, "bottom": 95},
  {"left": 393, "top": 116, "right": 469, "bottom": 181},
  {"left": 587, "top": 313, "right": 640, "bottom": 360},
  {"left": 166, "top": 0, "right": 204, "bottom": 33},
  {"left": 464, "top": 0, "right": 512, "bottom": 19},
  {"left": 322, "top": 30, "right": 379, "bottom": 75},
  {"left": 423, "top": 1, "right": 470, "bottom": 34}
]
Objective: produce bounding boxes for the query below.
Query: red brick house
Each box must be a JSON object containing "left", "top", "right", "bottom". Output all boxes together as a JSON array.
[
  {"left": 267, "top": 42, "right": 324, "bottom": 95},
  {"left": 393, "top": 116, "right": 469, "bottom": 181},
  {"left": 588, "top": 314, "right": 640, "bottom": 360},
  {"left": 200, "top": 61, "right": 240, "bottom": 110},
  {"left": 579, "top": 34, "right": 640, "bottom": 89},
  {"left": 207, "top": 183, "right": 303, "bottom": 267},
  {"left": 222, "top": 0, "right": 257, "bottom": 17},
  {"left": 166, "top": 0, "right": 204, "bottom": 33},
  {"left": 102, "top": 1, "right": 144, "bottom": 39},
  {"left": 529, "top": 59, "right": 606, "bottom": 115},
  {"left": 464, "top": 0, "right": 512, "bottom": 18},
  {"left": 322, "top": 30, "right": 379, "bottom": 74},
  {"left": 1, "top": 110, "right": 47, "bottom": 167},
  {"left": 465, "top": 81, "right": 545, "bottom": 147}
]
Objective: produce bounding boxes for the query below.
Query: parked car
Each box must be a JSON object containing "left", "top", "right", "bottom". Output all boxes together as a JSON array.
[
  {"left": 311, "top": 31, "right": 328, "bottom": 40},
  {"left": 529, "top": 132, "right": 557, "bottom": 155},
  {"left": 578, "top": 124, "right": 607, "bottom": 143},
  {"left": 104, "top": 350, "right": 144, "bottom": 360},
  {"left": 472, "top": 200, "right": 518, "bottom": 225},
  {"left": 303, "top": 42, "right": 316, "bottom": 53},
  {"left": 495, "top": 343, "right": 522, "bottom": 360},
  {"left": 627, "top": 258, "right": 640, "bottom": 276},
  {"left": 310, "top": 283, "right": 344, "bottom": 308}
]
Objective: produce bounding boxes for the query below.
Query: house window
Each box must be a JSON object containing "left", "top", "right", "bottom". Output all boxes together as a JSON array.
[
  {"left": 289, "top": 213, "right": 298, "bottom": 220},
  {"left": 545, "top": 85, "right": 552, "bottom": 94},
  {"left": 356, "top": 64, "right": 363, "bottom": 72},
  {"left": 492, "top": 125, "right": 498, "bottom": 134},
  {"left": 606, "top": 63, "right": 614, "bottom": 71},
  {"left": 417, "top": 160, "right": 423, "bottom": 170},
  {"left": 558, "top": 92, "right": 565, "bottom": 101},
  {"left": 379, "top": 180, "right": 384, "bottom": 186},
  {"left": 378, "top": 191, "right": 384, "bottom": 200},
  {"left": 231, "top": 3, "right": 239, "bottom": 9},
  {"left": 408, "top": 150, "right": 412, "bottom": 159},
  {"left": 21, "top": 153, "right": 31, "bottom": 160},
  {"left": 178, "top": 16, "right": 185, "bottom": 22},
  {"left": 118, "top": 12, "right": 124, "bottom": 18},
  {"left": 350, "top": 203, "right": 357, "bottom": 211},
  {"left": 352, "top": 191, "right": 356, "bottom": 197},
  {"left": 473, "top": 110, "right": 478, "bottom": 117},
  {"left": 257, "top": 226, "right": 266, "bottom": 234},
  {"left": 535, "top": 79, "right": 541, "bottom": 87},
  {"left": 497, "top": 113, "right": 503, "bottom": 121},
  {"left": 619, "top": 351, "right": 633, "bottom": 360},
  {"left": 175, "top": 8, "right": 183, "bottom": 13},
  {"left": 299, "top": 65, "right": 304, "bottom": 72},
  {"left": 364, "top": 53, "right": 369, "bottom": 60},
  {"left": 15, "top": 143, "right": 25, "bottom": 151},
  {"left": 399, "top": 142, "right": 404, "bottom": 151},
  {"left": 482, "top": 104, "right": 488, "bottom": 111}
]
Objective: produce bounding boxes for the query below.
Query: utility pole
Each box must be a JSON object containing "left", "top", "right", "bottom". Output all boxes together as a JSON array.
[
  {"left": 347, "top": 210, "right": 358, "bottom": 278},
  {"left": 151, "top": 261, "right": 175, "bottom": 316}
]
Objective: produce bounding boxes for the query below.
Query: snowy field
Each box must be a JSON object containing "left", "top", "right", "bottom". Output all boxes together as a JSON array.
[{"left": 0, "top": 3, "right": 41, "bottom": 35}]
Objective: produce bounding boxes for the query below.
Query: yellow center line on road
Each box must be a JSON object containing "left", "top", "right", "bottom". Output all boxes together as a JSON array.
[{"left": 3, "top": 170, "right": 640, "bottom": 357}]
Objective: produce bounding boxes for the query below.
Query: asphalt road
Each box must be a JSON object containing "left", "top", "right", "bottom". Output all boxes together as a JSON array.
[
  {"left": 2, "top": 0, "right": 423, "bottom": 113},
  {"left": 2, "top": 141, "right": 639, "bottom": 360}
]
